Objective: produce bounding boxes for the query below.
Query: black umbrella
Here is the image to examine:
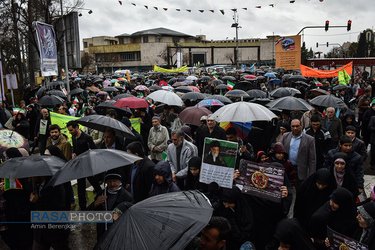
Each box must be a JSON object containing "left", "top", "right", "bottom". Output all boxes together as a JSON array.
[
  {"left": 67, "top": 88, "right": 84, "bottom": 96},
  {"left": 225, "top": 90, "right": 249, "bottom": 98},
  {"left": 333, "top": 84, "right": 348, "bottom": 91},
  {"left": 175, "top": 86, "right": 193, "bottom": 93},
  {"left": 267, "top": 96, "right": 313, "bottom": 111},
  {"left": 37, "top": 86, "right": 46, "bottom": 100},
  {"left": 93, "top": 79, "right": 103, "bottom": 84},
  {"left": 38, "top": 95, "right": 64, "bottom": 107},
  {"left": 294, "top": 81, "right": 309, "bottom": 87},
  {"left": 246, "top": 89, "right": 266, "bottom": 99},
  {"left": 102, "top": 87, "right": 119, "bottom": 92},
  {"left": 222, "top": 76, "right": 236, "bottom": 81},
  {"left": 113, "top": 93, "right": 134, "bottom": 101},
  {"left": 46, "top": 90, "right": 66, "bottom": 98},
  {"left": 181, "top": 92, "right": 206, "bottom": 100},
  {"left": 214, "top": 84, "right": 228, "bottom": 90},
  {"left": 168, "top": 77, "right": 178, "bottom": 84},
  {"left": 200, "top": 76, "right": 211, "bottom": 81},
  {"left": 289, "top": 75, "right": 306, "bottom": 81},
  {"left": 211, "top": 79, "right": 223, "bottom": 85},
  {"left": 270, "top": 87, "right": 298, "bottom": 98},
  {"left": 114, "top": 85, "right": 126, "bottom": 91},
  {"left": 47, "top": 80, "right": 66, "bottom": 88},
  {"left": 309, "top": 94, "right": 348, "bottom": 109},
  {"left": 76, "top": 115, "right": 135, "bottom": 138},
  {"left": 177, "top": 76, "right": 186, "bottom": 82},
  {"left": 207, "top": 95, "right": 232, "bottom": 104},
  {"left": 154, "top": 104, "right": 183, "bottom": 114},
  {"left": 149, "top": 85, "right": 163, "bottom": 91},
  {"left": 282, "top": 74, "right": 293, "bottom": 80},
  {"left": 48, "top": 149, "right": 142, "bottom": 186},
  {"left": 250, "top": 98, "right": 271, "bottom": 105},
  {"left": 0, "top": 155, "right": 65, "bottom": 179},
  {"left": 96, "top": 100, "right": 132, "bottom": 115},
  {"left": 257, "top": 76, "right": 266, "bottom": 81},
  {"left": 95, "top": 191, "right": 213, "bottom": 250}
]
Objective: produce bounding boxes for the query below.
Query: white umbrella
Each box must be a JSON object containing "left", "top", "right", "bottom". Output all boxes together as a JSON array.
[
  {"left": 186, "top": 75, "right": 198, "bottom": 81},
  {"left": 147, "top": 90, "right": 184, "bottom": 106},
  {"left": 210, "top": 101, "right": 277, "bottom": 123}
]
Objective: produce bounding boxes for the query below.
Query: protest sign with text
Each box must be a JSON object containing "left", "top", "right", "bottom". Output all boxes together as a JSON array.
[{"left": 235, "top": 159, "right": 285, "bottom": 203}]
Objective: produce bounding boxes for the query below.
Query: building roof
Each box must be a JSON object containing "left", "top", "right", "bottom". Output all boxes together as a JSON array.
[{"left": 116, "top": 27, "right": 194, "bottom": 38}]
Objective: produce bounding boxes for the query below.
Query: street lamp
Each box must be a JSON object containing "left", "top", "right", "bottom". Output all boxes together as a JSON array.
[{"left": 231, "top": 10, "right": 241, "bottom": 68}]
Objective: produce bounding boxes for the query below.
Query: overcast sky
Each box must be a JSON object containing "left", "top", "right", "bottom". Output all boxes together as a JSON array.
[{"left": 76, "top": 0, "right": 373, "bottom": 55}]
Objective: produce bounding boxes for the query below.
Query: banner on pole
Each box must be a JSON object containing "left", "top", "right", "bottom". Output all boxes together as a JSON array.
[{"left": 35, "top": 21, "right": 58, "bottom": 76}]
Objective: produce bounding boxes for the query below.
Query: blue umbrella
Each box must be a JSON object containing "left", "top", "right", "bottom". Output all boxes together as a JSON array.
[
  {"left": 269, "top": 79, "right": 281, "bottom": 85},
  {"left": 265, "top": 72, "right": 276, "bottom": 78},
  {"left": 196, "top": 99, "right": 224, "bottom": 107}
]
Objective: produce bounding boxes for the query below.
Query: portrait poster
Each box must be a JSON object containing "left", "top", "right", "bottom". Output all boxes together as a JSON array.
[
  {"left": 275, "top": 35, "right": 301, "bottom": 70},
  {"left": 35, "top": 21, "right": 58, "bottom": 76},
  {"left": 200, "top": 138, "right": 237, "bottom": 189},
  {"left": 235, "top": 159, "right": 285, "bottom": 203},
  {"left": 327, "top": 227, "right": 368, "bottom": 250}
]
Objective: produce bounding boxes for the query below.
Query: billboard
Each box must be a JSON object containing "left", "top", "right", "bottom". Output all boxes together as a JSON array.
[
  {"left": 56, "top": 12, "right": 81, "bottom": 69},
  {"left": 35, "top": 21, "right": 58, "bottom": 76},
  {"left": 275, "top": 35, "right": 301, "bottom": 70}
]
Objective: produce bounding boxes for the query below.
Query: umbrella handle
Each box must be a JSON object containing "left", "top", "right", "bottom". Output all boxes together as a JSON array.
[{"left": 10, "top": 131, "right": 13, "bottom": 138}]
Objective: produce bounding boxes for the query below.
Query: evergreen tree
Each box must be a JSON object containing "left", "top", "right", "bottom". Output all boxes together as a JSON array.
[{"left": 357, "top": 31, "right": 367, "bottom": 57}]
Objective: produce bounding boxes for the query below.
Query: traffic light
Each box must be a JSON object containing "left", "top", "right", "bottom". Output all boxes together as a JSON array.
[
  {"left": 325, "top": 20, "right": 329, "bottom": 31},
  {"left": 316, "top": 42, "right": 319, "bottom": 48},
  {"left": 347, "top": 20, "right": 352, "bottom": 31},
  {"left": 327, "top": 42, "right": 329, "bottom": 47}
]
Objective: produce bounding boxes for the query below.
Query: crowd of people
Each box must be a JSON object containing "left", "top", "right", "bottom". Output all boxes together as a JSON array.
[{"left": 0, "top": 68, "right": 374, "bottom": 250}]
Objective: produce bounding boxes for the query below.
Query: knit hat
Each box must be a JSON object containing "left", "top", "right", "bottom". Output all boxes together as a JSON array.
[
  {"left": 105, "top": 173, "right": 122, "bottom": 182},
  {"left": 357, "top": 202, "right": 375, "bottom": 228},
  {"left": 152, "top": 116, "right": 161, "bottom": 122}
]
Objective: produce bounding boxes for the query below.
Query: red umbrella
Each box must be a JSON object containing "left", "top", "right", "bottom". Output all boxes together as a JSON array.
[
  {"left": 113, "top": 97, "right": 149, "bottom": 109},
  {"left": 178, "top": 106, "right": 212, "bottom": 126},
  {"left": 187, "top": 86, "right": 200, "bottom": 92},
  {"left": 243, "top": 74, "right": 257, "bottom": 80}
]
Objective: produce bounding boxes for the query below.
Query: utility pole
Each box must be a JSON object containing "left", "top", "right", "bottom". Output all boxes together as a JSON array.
[{"left": 60, "top": 0, "right": 70, "bottom": 95}]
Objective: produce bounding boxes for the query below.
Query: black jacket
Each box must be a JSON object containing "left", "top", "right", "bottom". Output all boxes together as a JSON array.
[
  {"left": 87, "top": 187, "right": 133, "bottom": 239},
  {"left": 32, "top": 178, "right": 70, "bottom": 244},
  {"left": 72, "top": 131, "right": 96, "bottom": 156},
  {"left": 127, "top": 157, "right": 155, "bottom": 203},
  {"left": 34, "top": 115, "right": 51, "bottom": 142}
]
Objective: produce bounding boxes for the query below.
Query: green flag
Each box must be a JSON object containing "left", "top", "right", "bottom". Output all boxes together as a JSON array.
[
  {"left": 343, "top": 68, "right": 351, "bottom": 84},
  {"left": 338, "top": 70, "right": 346, "bottom": 85}
]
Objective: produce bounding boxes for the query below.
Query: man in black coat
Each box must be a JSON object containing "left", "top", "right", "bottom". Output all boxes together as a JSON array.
[
  {"left": 126, "top": 141, "right": 155, "bottom": 203},
  {"left": 100, "top": 129, "right": 126, "bottom": 151},
  {"left": 87, "top": 173, "right": 133, "bottom": 240},
  {"left": 195, "top": 114, "right": 226, "bottom": 157},
  {"left": 121, "top": 117, "right": 145, "bottom": 151},
  {"left": 29, "top": 176, "right": 70, "bottom": 249},
  {"left": 67, "top": 120, "right": 102, "bottom": 210},
  {"left": 34, "top": 108, "right": 51, "bottom": 155}
]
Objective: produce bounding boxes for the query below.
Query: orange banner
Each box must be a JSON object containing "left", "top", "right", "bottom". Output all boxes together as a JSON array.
[{"left": 300, "top": 62, "right": 353, "bottom": 78}]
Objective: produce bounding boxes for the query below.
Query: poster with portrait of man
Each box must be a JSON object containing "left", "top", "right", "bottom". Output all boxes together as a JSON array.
[{"left": 200, "top": 138, "right": 237, "bottom": 188}]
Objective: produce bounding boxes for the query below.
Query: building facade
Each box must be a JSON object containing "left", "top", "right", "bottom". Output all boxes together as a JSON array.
[{"left": 83, "top": 27, "right": 275, "bottom": 73}]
